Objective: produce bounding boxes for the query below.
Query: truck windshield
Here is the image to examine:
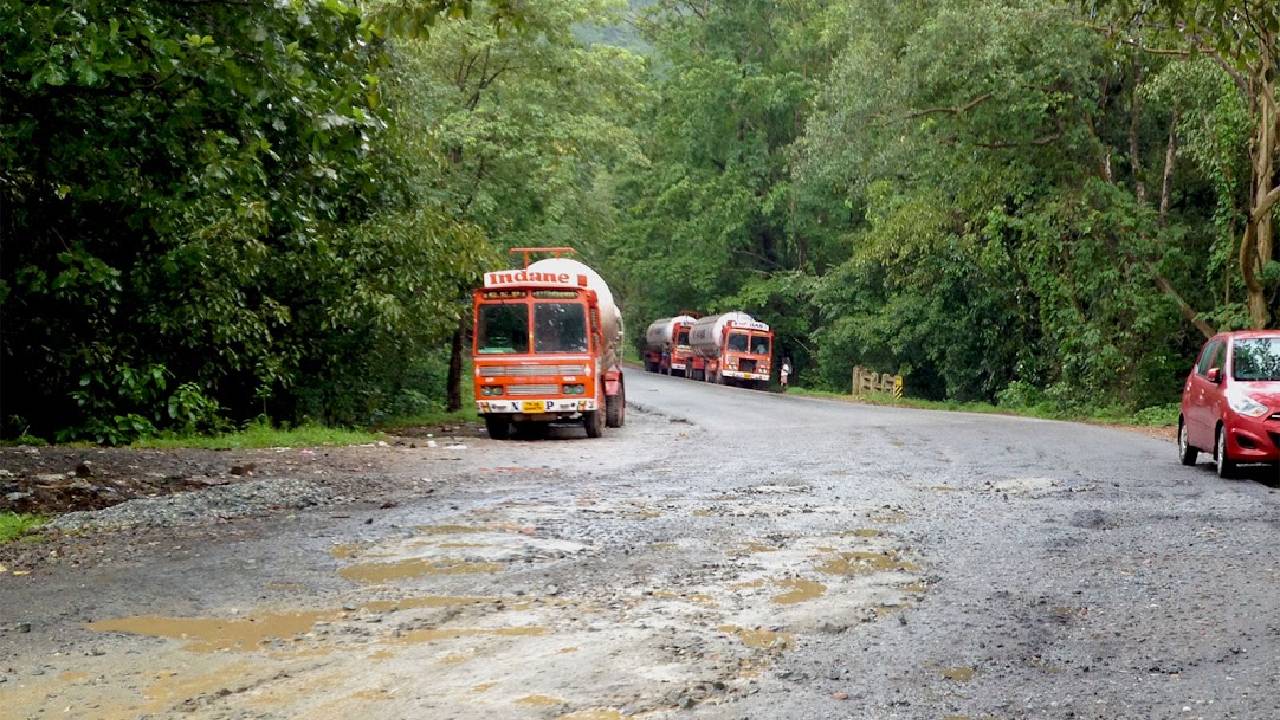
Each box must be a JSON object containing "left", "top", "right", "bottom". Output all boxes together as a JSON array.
[
  {"left": 750, "top": 336, "right": 771, "bottom": 355},
  {"left": 535, "top": 302, "right": 588, "bottom": 353},
  {"left": 676, "top": 329, "right": 690, "bottom": 345},
  {"left": 727, "top": 333, "right": 749, "bottom": 352},
  {"left": 477, "top": 304, "right": 528, "bottom": 354},
  {"left": 1232, "top": 337, "right": 1280, "bottom": 381}
]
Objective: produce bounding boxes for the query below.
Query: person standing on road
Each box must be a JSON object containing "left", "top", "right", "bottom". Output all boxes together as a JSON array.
[{"left": 780, "top": 358, "right": 791, "bottom": 393}]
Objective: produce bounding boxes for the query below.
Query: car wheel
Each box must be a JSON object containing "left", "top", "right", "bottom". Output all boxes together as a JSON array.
[
  {"left": 1177, "top": 419, "right": 1198, "bottom": 466},
  {"left": 1215, "top": 424, "right": 1237, "bottom": 478}
]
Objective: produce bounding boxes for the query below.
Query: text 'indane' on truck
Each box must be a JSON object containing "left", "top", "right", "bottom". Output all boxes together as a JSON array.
[
  {"left": 688, "top": 311, "right": 773, "bottom": 389},
  {"left": 471, "top": 248, "right": 626, "bottom": 440}
]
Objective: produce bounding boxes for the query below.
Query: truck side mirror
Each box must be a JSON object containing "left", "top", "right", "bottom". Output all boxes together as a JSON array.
[{"left": 1206, "top": 367, "right": 1222, "bottom": 383}]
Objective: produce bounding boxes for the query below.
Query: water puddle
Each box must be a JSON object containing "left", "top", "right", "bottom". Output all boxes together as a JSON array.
[
  {"left": 839, "top": 528, "right": 883, "bottom": 538},
  {"left": 770, "top": 579, "right": 826, "bottom": 604},
  {"left": 557, "top": 710, "right": 625, "bottom": 720},
  {"left": 416, "top": 524, "right": 502, "bottom": 535},
  {"left": 558, "top": 646, "right": 579, "bottom": 654},
  {"left": 361, "top": 595, "right": 494, "bottom": 612},
  {"left": 742, "top": 541, "right": 775, "bottom": 553},
  {"left": 396, "top": 626, "right": 548, "bottom": 644},
  {"left": 817, "top": 551, "right": 917, "bottom": 576},
  {"left": 88, "top": 611, "right": 336, "bottom": 652},
  {"left": 518, "top": 694, "right": 566, "bottom": 706},
  {"left": 329, "top": 544, "right": 361, "bottom": 559},
  {"left": 58, "top": 671, "right": 90, "bottom": 682},
  {"left": 473, "top": 682, "right": 498, "bottom": 693},
  {"left": 718, "top": 625, "right": 793, "bottom": 651},
  {"left": 942, "top": 666, "right": 976, "bottom": 682},
  {"left": 339, "top": 559, "right": 503, "bottom": 584}
]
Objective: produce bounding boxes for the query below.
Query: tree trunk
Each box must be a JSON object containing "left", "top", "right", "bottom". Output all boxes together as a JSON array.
[
  {"left": 1241, "top": 69, "right": 1278, "bottom": 329},
  {"left": 1129, "top": 59, "right": 1147, "bottom": 203},
  {"left": 1158, "top": 108, "right": 1178, "bottom": 227},
  {"left": 446, "top": 315, "right": 465, "bottom": 412}
]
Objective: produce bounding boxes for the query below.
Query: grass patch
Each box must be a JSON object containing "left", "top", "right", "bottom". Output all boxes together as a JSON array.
[
  {"left": 374, "top": 408, "right": 480, "bottom": 431},
  {"left": 132, "top": 421, "right": 384, "bottom": 450},
  {"left": 0, "top": 512, "right": 47, "bottom": 544},
  {"left": 788, "top": 387, "right": 1178, "bottom": 427}
]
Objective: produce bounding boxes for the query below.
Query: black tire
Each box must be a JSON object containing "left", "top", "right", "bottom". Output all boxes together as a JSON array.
[
  {"left": 1215, "top": 424, "right": 1237, "bottom": 478},
  {"left": 584, "top": 409, "right": 604, "bottom": 438},
  {"left": 484, "top": 415, "right": 511, "bottom": 440},
  {"left": 606, "top": 380, "right": 625, "bottom": 428},
  {"left": 1177, "top": 418, "right": 1198, "bottom": 466}
]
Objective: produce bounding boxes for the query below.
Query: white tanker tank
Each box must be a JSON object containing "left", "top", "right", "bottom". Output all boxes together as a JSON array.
[
  {"left": 644, "top": 315, "right": 697, "bottom": 351},
  {"left": 525, "top": 257, "right": 623, "bottom": 365},
  {"left": 689, "top": 312, "right": 764, "bottom": 358}
]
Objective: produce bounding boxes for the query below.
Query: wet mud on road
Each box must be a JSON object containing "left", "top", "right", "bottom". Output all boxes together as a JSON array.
[{"left": 2, "top": 372, "right": 1279, "bottom": 719}]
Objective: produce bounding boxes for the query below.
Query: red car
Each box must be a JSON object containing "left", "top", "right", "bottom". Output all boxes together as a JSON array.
[{"left": 1179, "top": 331, "right": 1280, "bottom": 477}]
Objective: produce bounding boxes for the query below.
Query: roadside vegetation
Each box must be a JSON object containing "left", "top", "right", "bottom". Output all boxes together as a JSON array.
[
  {"left": 3, "top": 0, "right": 1276, "bottom": 445},
  {"left": 0, "top": 512, "right": 46, "bottom": 545},
  {"left": 130, "top": 421, "right": 385, "bottom": 451}
]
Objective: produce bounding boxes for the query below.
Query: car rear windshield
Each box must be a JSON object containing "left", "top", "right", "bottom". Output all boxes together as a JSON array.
[
  {"left": 534, "top": 302, "right": 588, "bottom": 353},
  {"left": 1232, "top": 337, "right": 1280, "bottom": 381},
  {"left": 477, "top": 304, "right": 528, "bottom": 354}
]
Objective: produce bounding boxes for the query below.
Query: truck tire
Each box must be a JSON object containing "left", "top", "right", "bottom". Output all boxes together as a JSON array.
[
  {"left": 584, "top": 409, "right": 604, "bottom": 438},
  {"left": 484, "top": 415, "right": 511, "bottom": 441},
  {"left": 606, "top": 380, "right": 625, "bottom": 428}
]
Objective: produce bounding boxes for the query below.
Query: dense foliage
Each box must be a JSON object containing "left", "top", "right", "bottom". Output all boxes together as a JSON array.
[
  {"left": 2, "top": 0, "right": 1275, "bottom": 441},
  {"left": 593, "top": 0, "right": 1275, "bottom": 412}
]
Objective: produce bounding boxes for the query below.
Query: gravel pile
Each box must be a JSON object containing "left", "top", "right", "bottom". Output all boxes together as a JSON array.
[{"left": 48, "top": 478, "right": 333, "bottom": 534}]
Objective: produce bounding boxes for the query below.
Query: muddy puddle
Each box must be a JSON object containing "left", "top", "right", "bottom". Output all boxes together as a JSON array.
[
  {"left": 718, "top": 625, "right": 794, "bottom": 651},
  {"left": 770, "top": 579, "right": 826, "bottom": 604},
  {"left": 817, "top": 551, "right": 918, "bottom": 576},
  {"left": 338, "top": 558, "right": 503, "bottom": 583},
  {"left": 396, "top": 626, "right": 549, "bottom": 644},
  {"left": 942, "top": 666, "right": 976, "bottom": 682},
  {"left": 87, "top": 611, "right": 336, "bottom": 652}
]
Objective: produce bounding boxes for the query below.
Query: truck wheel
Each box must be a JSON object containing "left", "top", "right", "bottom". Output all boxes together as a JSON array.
[
  {"left": 606, "top": 380, "right": 625, "bottom": 428},
  {"left": 584, "top": 409, "right": 604, "bottom": 438},
  {"left": 484, "top": 415, "right": 511, "bottom": 441}
]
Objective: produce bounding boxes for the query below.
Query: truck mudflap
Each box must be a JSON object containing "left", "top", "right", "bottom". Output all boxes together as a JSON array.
[
  {"left": 604, "top": 367, "right": 623, "bottom": 397},
  {"left": 478, "top": 399, "right": 597, "bottom": 414}
]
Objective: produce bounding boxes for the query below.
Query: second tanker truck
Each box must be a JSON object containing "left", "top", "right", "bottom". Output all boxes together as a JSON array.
[
  {"left": 471, "top": 248, "right": 625, "bottom": 440},
  {"left": 643, "top": 315, "right": 697, "bottom": 376},
  {"left": 688, "top": 311, "right": 773, "bottom": 389}
]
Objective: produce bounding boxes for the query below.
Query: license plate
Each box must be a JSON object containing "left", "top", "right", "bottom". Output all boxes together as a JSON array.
[{"left": 520, "top": 400, "right": 546, "bottom": 413}]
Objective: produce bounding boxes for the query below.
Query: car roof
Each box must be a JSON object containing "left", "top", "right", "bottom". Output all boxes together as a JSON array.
[{"left": 1215, "top": 330, "right": 1280, "bottom": 341}]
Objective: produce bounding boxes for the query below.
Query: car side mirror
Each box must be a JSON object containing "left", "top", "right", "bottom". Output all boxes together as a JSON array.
[{"left": 1206, "top": 367, "right": 1222, "bottom": 383}]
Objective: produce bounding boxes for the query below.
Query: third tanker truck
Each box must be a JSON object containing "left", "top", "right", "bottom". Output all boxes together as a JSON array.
[
  {"left": 643, "top": 315, "right": 697, "bottom": 376},
  {"left": 471, "top": 248, "right": 625, "bottom": 440},
  {"left": 687, "top": 311, "right": 773, "bottom": 389}
]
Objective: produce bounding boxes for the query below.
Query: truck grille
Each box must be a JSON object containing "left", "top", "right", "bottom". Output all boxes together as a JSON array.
[
  {"left": 738, "top": 358, "right": 757, "bottom": 373},
  {"left": 480, "top": 364, "right": 589, "bottom": 377},
  {"left": 507, "top": 384, "right": 558, "bottom": 396}
]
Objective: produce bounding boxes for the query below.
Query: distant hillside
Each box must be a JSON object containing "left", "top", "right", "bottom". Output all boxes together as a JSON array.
[{"left": 575, "top": 0, "right": 653, "bottom": 55}]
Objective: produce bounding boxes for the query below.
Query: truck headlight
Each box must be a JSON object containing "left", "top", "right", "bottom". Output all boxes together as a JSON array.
[
  {"left": 563, "top": 383, "right": 585, "bottom": 395},
  {"left": 481, "top": 385, "right": 503, "bottom": 396}
]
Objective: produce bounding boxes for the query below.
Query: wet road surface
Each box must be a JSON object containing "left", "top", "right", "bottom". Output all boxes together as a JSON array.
[{"left": 2, "top": 370, "right": 1279, "bottom": 719}]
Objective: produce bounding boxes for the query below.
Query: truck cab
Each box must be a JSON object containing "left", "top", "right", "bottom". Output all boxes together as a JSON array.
[{"left": 472, "top": 256, "right": 624, "bottom": 440}]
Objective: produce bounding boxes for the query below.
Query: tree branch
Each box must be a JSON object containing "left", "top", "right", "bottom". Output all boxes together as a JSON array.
[{"left": 903, "top": 93, "right": 993, "bottom": 119}]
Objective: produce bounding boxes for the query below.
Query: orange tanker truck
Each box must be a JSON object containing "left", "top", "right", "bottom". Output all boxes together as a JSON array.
[
  {"left": 643, "top": 314, "right": 697, "bottom": 376},
  {"left": 471, "top": 248, "right": 625, "bottom": 440},
  {"left": 687, "top": 311, "right": 773, "bottom": 389}
]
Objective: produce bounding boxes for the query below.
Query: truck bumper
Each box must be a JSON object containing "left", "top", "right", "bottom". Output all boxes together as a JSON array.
[
  {"left": 477, "top": 399, "right": 598, "bottom": 414},
  {"left": 722, "top": 371, "right": 768, "bottom": 381}
]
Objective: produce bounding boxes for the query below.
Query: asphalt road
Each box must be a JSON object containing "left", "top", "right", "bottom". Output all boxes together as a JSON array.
[{"left": 3, "top": 370, "right": 1279, "bottom": 720}]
